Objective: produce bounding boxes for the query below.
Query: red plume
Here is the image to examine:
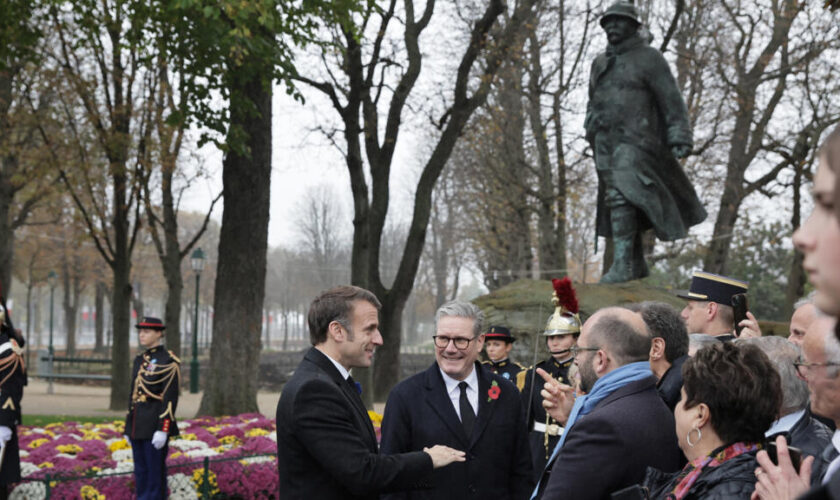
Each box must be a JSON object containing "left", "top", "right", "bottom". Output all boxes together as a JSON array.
[{"left": 552, "top": 277, "right": 579, "bottom": 314}]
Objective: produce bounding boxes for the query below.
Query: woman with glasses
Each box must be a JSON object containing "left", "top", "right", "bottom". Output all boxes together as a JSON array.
[{"left": 625, "top": 342, "right": 781, "bottom": 499}]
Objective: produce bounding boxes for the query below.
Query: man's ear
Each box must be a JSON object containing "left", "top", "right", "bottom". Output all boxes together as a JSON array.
[
  {"left": 327, "top": 321, "right": 345, "bottom": 342},
  {"left": 649, "top": 337, "right": 665, "bottom": 361},
  {"left": 706, "top": 301, "right": 718, "bottom": 321}
]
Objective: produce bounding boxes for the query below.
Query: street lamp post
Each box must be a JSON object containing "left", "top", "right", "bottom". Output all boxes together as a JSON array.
[
  {"left": 47, "top": 270, "right": 57, "bottom": 395},
  {"left": 190, "top": 248, "right": 206, "bottom": 393}
]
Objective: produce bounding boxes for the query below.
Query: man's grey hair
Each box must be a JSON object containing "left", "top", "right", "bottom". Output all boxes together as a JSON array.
[
  {"left": 793, "top": 291, "right": 816, "bottom": 311},
  {"left": 434, "top": 300, "right": 484, "bottom": 337},
  {"left": 740, "top": 336, "right": 809, "bottom": 415},
  {"left": 825, "top": 322, "right": 840, "bottom": 377}
]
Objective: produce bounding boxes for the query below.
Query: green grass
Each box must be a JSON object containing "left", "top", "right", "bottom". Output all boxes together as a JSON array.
[{"left": 22, "top": 414, "right": 122, "bottom": 426}]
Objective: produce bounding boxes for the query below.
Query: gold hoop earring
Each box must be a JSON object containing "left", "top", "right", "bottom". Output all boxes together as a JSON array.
[{"left": 686, "top": 427, "right": 702, "bottom": 447}]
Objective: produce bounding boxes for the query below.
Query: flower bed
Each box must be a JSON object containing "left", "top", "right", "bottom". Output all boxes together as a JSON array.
[{"left": 13, "top": 413, "right": 279, "bottom": 499}]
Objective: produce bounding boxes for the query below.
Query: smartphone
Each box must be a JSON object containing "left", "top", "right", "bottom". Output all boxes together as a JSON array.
[
  {"left": 732, "top": 293, "right": 749, "bottom": 337},
  {"left": 765, "top": 441, "right": 803, "bottom": 472}
]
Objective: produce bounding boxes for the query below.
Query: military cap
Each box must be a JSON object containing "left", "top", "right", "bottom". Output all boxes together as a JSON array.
[
  {"left": 135, "top": 316, "right": 166, "bottom": 331},
  {"left": 676, "top": 271, "right": 748, "bottom": 306},
  {"left": 484, "top": 325, "right": 515, "bottom": 343},
  {"left": 600, "top": 1, "right": 641, "bottom": 27}
]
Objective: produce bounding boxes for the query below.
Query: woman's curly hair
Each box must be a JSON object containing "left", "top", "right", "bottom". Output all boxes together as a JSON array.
[{"left": 682, "top": 342, "right": 782, "bottom": 445}]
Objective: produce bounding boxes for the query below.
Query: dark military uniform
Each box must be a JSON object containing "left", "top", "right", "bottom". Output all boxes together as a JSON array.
[
  {"left": 482, "top": 358, "right": 527, "bottom": 391},
  {"left": 126, "top": 345, "right": 180, "bottom": 500},
  {"left": 0, "top": 329, "right": 24, "bottom": 491},
  {"left": 521, "top": 356, "right": 574, "bottom": 482}
]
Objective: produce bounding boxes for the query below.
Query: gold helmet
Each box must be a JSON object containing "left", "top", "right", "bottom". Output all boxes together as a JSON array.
[{"left": 543, "top": 278, "right": 581, "bottom": 337}]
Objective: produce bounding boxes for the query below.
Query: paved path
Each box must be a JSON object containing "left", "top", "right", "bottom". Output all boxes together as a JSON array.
[{"left": 23, "top": 379, "right": 282, "bottom": 419}]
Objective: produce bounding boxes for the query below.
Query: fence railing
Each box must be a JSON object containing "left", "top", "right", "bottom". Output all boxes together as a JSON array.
[{"left": 17, "top": 452, "right": 278, "bottom": 499}]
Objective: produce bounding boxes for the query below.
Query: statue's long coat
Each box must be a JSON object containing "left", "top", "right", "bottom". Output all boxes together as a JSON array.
[{"left": 585, "top": 33, "right": 707, "bottom": 240}]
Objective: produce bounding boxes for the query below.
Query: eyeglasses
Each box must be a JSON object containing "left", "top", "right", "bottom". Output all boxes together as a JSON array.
[
  {"left": 570, "top": 345, "right": 600, "bottom": 358},
  {"left": 793, "top": 357, "right": 840, "bottom": 378},
  {"left": 433, "top": 335, "right": 477, "bottom": 350}
]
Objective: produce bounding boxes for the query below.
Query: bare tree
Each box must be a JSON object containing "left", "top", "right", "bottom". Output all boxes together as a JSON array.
[{"left": 295, "top": 0, "right": 542, "bottom": 400}]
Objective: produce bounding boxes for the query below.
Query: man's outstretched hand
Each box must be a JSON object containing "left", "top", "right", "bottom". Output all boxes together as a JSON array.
[
  {"left": 424, "top": 445, "right": 466, "bottom": 468},
  {"left": 538, "top": 368, "right": 576, "bottom": 425}
]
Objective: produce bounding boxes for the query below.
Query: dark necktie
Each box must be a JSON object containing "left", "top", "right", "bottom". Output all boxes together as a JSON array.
[
  {"left": 347, "top": 375, "right": 360, "bottom": 394},
  {"left": 459, "top": 381, "right": 475, "bottom": 437}
]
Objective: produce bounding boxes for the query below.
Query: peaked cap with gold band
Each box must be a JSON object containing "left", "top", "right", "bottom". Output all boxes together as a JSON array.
[
  {"left": 543, "top": 277, "right": 581, "bottom": 337},
  {"left": 676, "top": 270, "right": 748, "bottom": 306}
]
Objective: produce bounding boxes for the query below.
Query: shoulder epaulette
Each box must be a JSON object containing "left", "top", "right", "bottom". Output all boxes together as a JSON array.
[
  {"left": 515, "top": 370, "right": 527, "bottom": 391},
  {"left": 168, "top": 350, "right": 181, "bottom": 364}
]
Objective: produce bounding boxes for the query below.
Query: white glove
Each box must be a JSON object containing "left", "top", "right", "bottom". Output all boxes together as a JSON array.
[
  {"left": 0, "top": 426, "right": 11, "bottom": 445},
  {"left": 151, "top": 430, "right": 168, "bottom": 450}
]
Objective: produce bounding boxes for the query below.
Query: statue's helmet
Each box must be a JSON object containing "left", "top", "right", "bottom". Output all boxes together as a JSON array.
[
  {"left": 543, "top": 278, "right": 582, "bottom": 337},
  {"left": 600, "top": 1, "right": 641, "bottom": 27}
]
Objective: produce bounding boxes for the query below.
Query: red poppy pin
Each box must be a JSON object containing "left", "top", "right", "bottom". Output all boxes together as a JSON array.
[{"left": 487, "top": 380, "right": 501, "bottom": 402}]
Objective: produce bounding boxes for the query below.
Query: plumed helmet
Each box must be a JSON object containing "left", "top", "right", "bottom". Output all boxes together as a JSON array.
[
  {"left": 543, "top": 278, "right": 582, "bottom": 337},
  {"left": 600, "top": 1, "right": 641, "bottom": 27}
]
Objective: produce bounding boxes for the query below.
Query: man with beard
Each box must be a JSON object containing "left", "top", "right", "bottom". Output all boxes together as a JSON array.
[
  {"left": 531, "top": 307, "right": 681, "bottom": 499},
  {"left": 380, "top": 300, "right": 533, "bottom": 499}
]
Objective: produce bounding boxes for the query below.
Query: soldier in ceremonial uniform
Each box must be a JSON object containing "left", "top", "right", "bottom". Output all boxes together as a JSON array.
[
  {"left": 126, "top": 317, "right": 180, "bottom": 500},
  {"left": 521, "top": 278, "right": 581, "bottom": 482},
  {"left": 677, "top": 270, "right": 749, "bottom": 341},
  {"left": 0, "top": 304, "right": 25, "bottom": 500},
  {"left": 482, "top": 325, "right": 527, "bottom": 391}
]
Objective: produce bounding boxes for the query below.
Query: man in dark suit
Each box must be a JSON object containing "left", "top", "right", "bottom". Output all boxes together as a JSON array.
[
  {"left": 380, "top": 300, "right": 534, "bottom": 499},
  {"left": 276, "top": 286, "right": 465, "bottom": 500},
  {"left": 533, "top": 307, "right": 681, "bottom": 499}
]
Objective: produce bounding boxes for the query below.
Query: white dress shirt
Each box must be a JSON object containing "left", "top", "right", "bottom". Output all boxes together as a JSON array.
[
  {"left": 318, "top": 348, "right": 351, "bottom": 381},
  {"left": 440, "top": 366, "right": 479, "bottom": 421},
  {"left": 765, "top": 409, "right": 805, "bottom": 437}
]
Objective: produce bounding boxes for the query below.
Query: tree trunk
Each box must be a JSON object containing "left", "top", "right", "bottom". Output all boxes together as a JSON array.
[
  {"left": 784, "top": 159, "right": 807, "bottom": 317},
  {"left": 372, "top": 294, "right": 407, "bottom": 400},
  {"left": 198, "top": 60, "right": 271, "bottom": 416},
  {"left": 109, "top": 252, "right": 132, "bottom": 410},
  {"left": 0, "top": 165, "right": 15, "bottom": 297}
]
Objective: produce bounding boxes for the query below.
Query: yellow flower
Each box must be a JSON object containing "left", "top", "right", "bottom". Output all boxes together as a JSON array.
[
  {"left": 245, "top": 428, "right": 269, "bottom": 437},
  {"left": 28, "top": 438, "right": 49, "bottom": 449},
  {"left": 170, "top": 451, "right": 183, "bottom": 459},
  {"left": 80, "top": 484, "right": 105, "bottom": 500},
  {"left": 108, "top": 439, "right": 130, "bottom": 452},
  {"left": 368, "top": 410, "right": 383, "bottom": 426},
  {"left": 38, "top": 462, "right": 54, "bottom": 469},
  {"left": 219, "top": 435, "right": 240, "bottom": 446},
  {"left": 180, "top": 433, "right": 197, "bottom": 441},
  {"left": 191, "top": 468, "right": 220, "bottom": 495},
  {"left": 57, "top": 444, "right": 84, "bottom": 454},
  {"left": 206, "top": 426, "right": 222, "bottom": 433}
]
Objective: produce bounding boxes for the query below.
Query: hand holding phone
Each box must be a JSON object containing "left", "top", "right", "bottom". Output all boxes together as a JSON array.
[{"left": 731, "top": 293, "right": 748, "bottom": 337}]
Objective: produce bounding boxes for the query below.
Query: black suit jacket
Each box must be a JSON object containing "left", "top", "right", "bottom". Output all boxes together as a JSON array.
[
  {"left": 380, "top": 362, "right": 534, "bottom": 499},
  {"left": 538, "top": 376, "right": 681, "bottom": 499},
  {"left": 276, "top": 348, "right": 432, "bottom": 500}
]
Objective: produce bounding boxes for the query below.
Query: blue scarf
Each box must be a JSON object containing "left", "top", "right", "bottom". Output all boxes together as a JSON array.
[{"left": 530, "top": 361, "right": 653, "bottom": 499}]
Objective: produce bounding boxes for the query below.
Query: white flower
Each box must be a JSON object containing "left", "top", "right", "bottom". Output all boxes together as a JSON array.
[
  {"left": 111, "top": 448, "right": 134, "bottom": 462},
  {"left": 177, "top": 421, "right": 190, "bottom": 430},
  {"left": 167, "top": 473, "right": 199, "bottom": 500},
  {"left": 10, "top": 482, "right": 45, "bottom": 499},
  {"left": 20, "top": 462, "right": 39, "bottom": 478},
  {"left": 184, "top": 448, "right": 219, "bottom": 458},
  {"left": 169, "top": 439, "right": 208, "bottom": 451},
  {"left": 100, "top": 461, "right": 135, "bottom": 475},
  {"left": 268, "top": 431, "right": 277, "bottom": 442},
  {"left": 241, "top": 456, "right": 274, "bottom": 465},
  {"left": 18, "top": 450, "right": 28, "bottom": 458}
]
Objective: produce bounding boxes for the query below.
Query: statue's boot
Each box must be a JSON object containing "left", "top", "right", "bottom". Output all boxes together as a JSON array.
[
  {"left": 600, "top": 205, "right": 637, "bottom": 284},
  {"left": 632, "top": 231, "right": 649, "bottom": 279}
]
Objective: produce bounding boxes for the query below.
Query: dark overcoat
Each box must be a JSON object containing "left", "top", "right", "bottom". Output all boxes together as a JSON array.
[
  {"left": 275, "top": 348, "right": 432, "bottom": 500},
  {"left": 585, "top": 33, "right": 707, "bottom": 241},
  {"left": 380, "top": 362, "right": 534, "bottom": 500},
  {"left": 537, "top": 376, "right": 681, "bottom": 499}
]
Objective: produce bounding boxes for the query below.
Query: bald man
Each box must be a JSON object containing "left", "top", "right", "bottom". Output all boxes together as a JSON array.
[{"left": 531, "top": 308, "right": 681, "bottom": 499}]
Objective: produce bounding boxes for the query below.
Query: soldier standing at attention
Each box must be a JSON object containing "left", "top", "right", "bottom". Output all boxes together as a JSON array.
[
  {"left": 0, "top": 303, "right": 25, "bottom": 500},
  {"left": 126, "top": 317, "right": 180, "bottom": 500},
  {"left": 482, "top": 325, "right": 527, "bottom": 391},
  {"left": 521, "top": 278, "right": 581, "bottom": 482}
]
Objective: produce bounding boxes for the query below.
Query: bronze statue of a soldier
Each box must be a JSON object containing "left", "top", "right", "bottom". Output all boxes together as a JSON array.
[{"left": 585, "top": 1, "right": 707, "bottom": 283}]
